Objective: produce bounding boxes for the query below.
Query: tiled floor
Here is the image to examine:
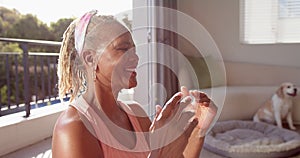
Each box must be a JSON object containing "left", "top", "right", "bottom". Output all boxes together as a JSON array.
[{"left": 2, "top": 125, "right": 300, "bottom": 158}]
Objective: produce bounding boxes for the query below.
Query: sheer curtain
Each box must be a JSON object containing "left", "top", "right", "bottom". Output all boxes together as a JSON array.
[
  {"left": 152, "top": 0, "right": 179, "bottom": 106},
  {"left": 131, "top": 0, "right": 179, "bottom": 117},
  {"left": 240, "top": 0, "right": 300, "bottom": 44}
]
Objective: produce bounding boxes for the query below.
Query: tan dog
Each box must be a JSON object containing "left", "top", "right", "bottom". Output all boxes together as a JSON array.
[{"left": 253, "top": 82, "right": 297, "bottom": 130}]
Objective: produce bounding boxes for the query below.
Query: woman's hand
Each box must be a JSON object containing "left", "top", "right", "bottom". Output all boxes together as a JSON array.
[
  {"left": 148, "top": 91, "right": 198, "bottom": 158},
  {"left": 181, "top": 86, "right": 218, "bottom": 137}
]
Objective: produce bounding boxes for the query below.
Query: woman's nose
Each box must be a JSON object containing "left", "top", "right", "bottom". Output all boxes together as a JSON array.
[{"left": 128, "top": 49, "right": 139, "bottom": 63}]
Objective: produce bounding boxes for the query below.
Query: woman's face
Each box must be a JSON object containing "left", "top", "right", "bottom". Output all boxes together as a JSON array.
[{"left": 95, "top": 30, "right": 138, "bottom": 90}]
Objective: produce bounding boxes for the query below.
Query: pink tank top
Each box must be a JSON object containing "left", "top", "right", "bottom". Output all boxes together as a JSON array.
[{"left": 70, "top": 96, "right": 150, "bottom": 158}]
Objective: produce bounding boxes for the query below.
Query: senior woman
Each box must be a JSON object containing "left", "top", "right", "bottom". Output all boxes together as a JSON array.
[{"left": 52, "top": 10, "right": 217, "bottom": 158}]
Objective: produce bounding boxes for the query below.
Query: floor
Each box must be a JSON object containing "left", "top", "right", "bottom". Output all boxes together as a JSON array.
[
  {"left": 1, "top": 137, "right": 52, "bottom": 158},
  {"left": 2, "top": 125, "right": 300, "bottom": 158},
  {"left": 1, "top": 137, "right": 219, "bottom": 158}
]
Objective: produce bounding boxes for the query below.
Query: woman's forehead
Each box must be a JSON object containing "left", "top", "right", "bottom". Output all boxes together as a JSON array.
[
  {"left": 89, "top": 21, "right": 132, "bottom": 49},
  {"left": 112, "top": 32, "right": 134, "bottom": 46},
  {"left": 101, "top": 21, "right": 128, "bottom": 35}
]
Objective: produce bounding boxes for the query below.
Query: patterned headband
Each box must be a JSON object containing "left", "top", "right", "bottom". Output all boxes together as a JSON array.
[{"left": 75, "top": 10, "right": 98, "bottom": 55}]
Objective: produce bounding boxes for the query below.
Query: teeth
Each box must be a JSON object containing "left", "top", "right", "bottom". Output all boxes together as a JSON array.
[{"left": 126, "top": 68, "right": 136, "bottom": 72}]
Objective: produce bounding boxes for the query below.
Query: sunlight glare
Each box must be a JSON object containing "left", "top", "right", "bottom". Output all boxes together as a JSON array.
[{"left": 0, "top": 0, "right": 132, "bottom": 25}]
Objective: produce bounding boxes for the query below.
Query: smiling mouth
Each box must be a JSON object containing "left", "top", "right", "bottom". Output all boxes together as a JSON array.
[
  {"left": 125, "top": 68, "right": 136, "bottom": 72},
  {"left": 125, "top": 68, "right": 137, "bottom": 78},
  {"left": 287, "top": 91, "right": 297, "bottom": 97}
]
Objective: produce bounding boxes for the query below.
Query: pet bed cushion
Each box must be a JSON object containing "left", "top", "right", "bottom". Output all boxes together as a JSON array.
[{"left": 204, "top": 120, "right": 300, "bottom": 158}]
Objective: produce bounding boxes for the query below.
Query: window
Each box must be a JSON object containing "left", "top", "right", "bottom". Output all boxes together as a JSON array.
[{"left": 240, "top": 0, "right": 300, "bottom": 44}]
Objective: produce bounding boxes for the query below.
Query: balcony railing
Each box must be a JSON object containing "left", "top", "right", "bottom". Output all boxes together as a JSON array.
[{"left": 0, "top": 37, "right": 63, "bottom": 117}]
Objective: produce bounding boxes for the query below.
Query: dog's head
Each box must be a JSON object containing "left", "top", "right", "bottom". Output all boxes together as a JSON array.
[{"left": 277, "top": 82, "right": 297, "bottom": 98}]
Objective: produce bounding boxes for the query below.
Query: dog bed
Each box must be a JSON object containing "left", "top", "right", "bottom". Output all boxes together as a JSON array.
[{"left": 204, "top": 120, "right": 300, "bottom": 158}]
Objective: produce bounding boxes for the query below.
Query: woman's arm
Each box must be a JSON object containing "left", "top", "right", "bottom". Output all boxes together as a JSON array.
[
  {"left": 52, "top": 107, "right": 104, "bottom": 158},
  {"left": 131, "top": 87, "right": 216, "bottom": 158},
  {"left": 183, "top": 127, "right": 205, "bottom": 157},
  {"left": 182, "top": 88, "right": 218, "bottom": 158},
  {"left": 147, "top": 92, "right": 199, "bottom": 158},
  {"left": 129, "top": 92, "right": 198, "bottom": 158},
  {"left": 149, "top": 87, "right": 217, "bottom": 158}
]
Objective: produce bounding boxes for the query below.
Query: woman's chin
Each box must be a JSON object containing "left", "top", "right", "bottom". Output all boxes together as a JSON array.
[
  {"left": 128, "top": 80, "right": 137, "bottom": 89},
  {"left": 115, "top": 78, "right": 137, "bottom": 90},
  {"left": 126, "top": 74, "right": 137, "bottom": 88}
]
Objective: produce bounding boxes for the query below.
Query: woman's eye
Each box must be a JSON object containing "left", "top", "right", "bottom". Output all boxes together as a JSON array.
[{"left": 117, "top": 48, "right": 129, "bottom": 51}]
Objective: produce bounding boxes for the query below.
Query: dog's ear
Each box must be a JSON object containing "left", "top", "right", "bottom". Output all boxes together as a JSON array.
[{"left": 276, "top": 86, "right": 284, "bottom": 98}]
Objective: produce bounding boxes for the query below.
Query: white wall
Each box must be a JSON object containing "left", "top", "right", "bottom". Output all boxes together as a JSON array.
[
  {"left": 0, "top": 103, "right": 67, "bottom": 156},
  {"left": 177, "top": 0, "right": 300, "bottom": 123},
  {"left": 177, "top": 0, "right": 300, "bottom": 68}
]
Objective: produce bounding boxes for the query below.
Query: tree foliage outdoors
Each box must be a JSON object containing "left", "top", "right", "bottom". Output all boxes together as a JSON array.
[
  {"left": 0, "top": 7, "right": 132, "bottom": 50},
  {"left": 0, "top": 6, "right": 75, "bottom": 52},
  {"left": 0, "top": 7, "right": 76, "bottom": 107}
]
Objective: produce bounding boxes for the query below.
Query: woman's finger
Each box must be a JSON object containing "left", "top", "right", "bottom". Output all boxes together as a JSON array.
[
  {"left": 174, "top": 96, "right": 193, "bottom": 119},
  {"left": 190, "top": 90, "right": 211, "bottom": 104},
  {"left": 176, "top": 109, "right": 194, "bottom": 127},
  {"left": 160, "top": 92, "right": 183, "bottom": 119},
  {"left": 154, "top": 105, "right": 162, "bottom": 119},
  {"left": 149, "top": 105, "right": 163, "bottom": 131},
  {"left": 181, "top": 86, "right": 189, "bottom": 97}
]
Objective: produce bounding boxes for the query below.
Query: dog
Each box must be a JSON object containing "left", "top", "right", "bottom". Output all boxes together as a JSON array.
[{"left": 253, "top": 82, "right": 297, "bottom": 130}]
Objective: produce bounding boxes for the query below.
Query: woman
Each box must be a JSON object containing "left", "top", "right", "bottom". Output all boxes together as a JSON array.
[{"left": 52, "top": 10, "right": 217, "bottom": 158}]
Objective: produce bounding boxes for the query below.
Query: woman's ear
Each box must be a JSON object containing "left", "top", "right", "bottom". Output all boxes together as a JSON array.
[{"left": 82, "top": 50, "right": 96, "bottom": 67}]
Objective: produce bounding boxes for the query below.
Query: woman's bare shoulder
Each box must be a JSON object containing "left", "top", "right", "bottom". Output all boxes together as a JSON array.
[
  {"left": 52, "top": 106, "right": 103, "bottom": 158},
  {"left": 54, "top": 106, "right": 83, "bottom": 130}
]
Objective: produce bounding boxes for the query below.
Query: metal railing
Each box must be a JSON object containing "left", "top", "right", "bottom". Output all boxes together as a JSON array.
[{"left": 0, "top": 37, "right": 63, "bottom": 117}]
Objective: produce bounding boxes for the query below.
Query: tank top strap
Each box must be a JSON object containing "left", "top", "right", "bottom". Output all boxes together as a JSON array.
[
  {"left": 70, "top": 96, "right": 95, "bottom": 126},
  {"left": 118, "top": 101, "right": 144, "bottom": 133},
  {"left": 70, "top": 96, "right": 149, "bottom": 153}
]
